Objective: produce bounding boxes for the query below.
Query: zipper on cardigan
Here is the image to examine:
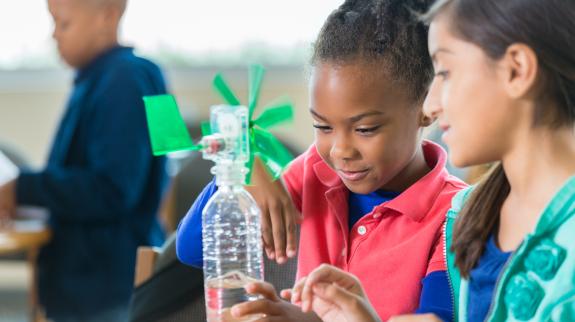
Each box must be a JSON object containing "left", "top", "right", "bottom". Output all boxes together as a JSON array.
[{"left": 443, "top": 220, "right": 456, "bottom": 322}]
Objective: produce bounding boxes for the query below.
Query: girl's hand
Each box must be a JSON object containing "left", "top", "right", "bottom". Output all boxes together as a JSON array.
[
  {"left": 292, "top": 264, "right": 366, "bottom": 309},
  {"left": 388, "top": 314, "right": 443, "bottom": 322},
  {"left": 291, "top": 264, "right": 381, "bottom": 322},
  {"left": 230, "top": 281, "right": 321, "bottom": 322},
  {"left": 246, "top": 158, "right": 302, "bottom": 265}
]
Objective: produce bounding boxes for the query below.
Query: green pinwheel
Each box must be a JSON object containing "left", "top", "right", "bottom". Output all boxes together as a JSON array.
[{"left": 143, "top": 64, "right": 294, "bottom": 183}]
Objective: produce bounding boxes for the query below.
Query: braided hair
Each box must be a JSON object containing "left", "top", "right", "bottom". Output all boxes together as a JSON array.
[{"left": 312, "top": 0, "right": 434, "bottom": 104}]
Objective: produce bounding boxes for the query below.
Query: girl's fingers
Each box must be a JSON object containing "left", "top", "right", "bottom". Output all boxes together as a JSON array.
[
  {"left": 259, "top": 203, "right": 275, "bottom": 260},
  {"left": 312, "top": 282, "right": 380, "bottom": 320},
  {"left": 303, "top": 264, "right": 364, "bottom": 300},
  {"left": 268, "top": 200, "right": 287, "bottom": 264},
  {"left": 308, "top": 282, "right": 358, "bottom": 312},
  {"left": 231, "top": 299, "right": 280, "bottom": 318},
  {"left": 290, "top": 277, "right": 307, "bottom": 305},
  {"left": 283, "top": 199, "right": 300, "bottom": 259},
  {"left": 300, "top": 264, "right": 362, "bottom": 312},
  {"left": 244, "top": 282, "right": 280, "bottom": 302},
  {"left": 279, "top": 288, "right": 292, "bottom": 301}
]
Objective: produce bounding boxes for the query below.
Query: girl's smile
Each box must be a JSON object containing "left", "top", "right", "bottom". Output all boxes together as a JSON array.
[{"left": 337, "top": 168, "right": 371, "bottom": 182}]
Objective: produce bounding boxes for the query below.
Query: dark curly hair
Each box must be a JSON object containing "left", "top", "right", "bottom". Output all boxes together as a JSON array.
[{"left": 312, "top": 0, "right": 435, "bottom": 104}]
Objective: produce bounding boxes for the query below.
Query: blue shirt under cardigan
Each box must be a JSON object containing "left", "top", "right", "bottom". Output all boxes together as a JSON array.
[
  {"left": 467, "top": 235, "right": 512, "bottom": 322},
  {"left": 16, "top": 46, "right": 168, "bottom": 319}
]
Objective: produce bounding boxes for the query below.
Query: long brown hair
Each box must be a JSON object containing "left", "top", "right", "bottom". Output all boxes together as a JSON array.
[{"left": 424, "top": 0, "right": 575, "bottom": 277}]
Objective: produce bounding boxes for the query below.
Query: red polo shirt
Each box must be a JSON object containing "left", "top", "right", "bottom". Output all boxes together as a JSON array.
[{"left": 283, "top": 140, "right": 466, "bottom": 319}]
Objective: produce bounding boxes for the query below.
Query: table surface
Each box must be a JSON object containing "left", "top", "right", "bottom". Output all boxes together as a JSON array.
[{"left": 0, "top": 223, "right": 51, "bottom": 255}]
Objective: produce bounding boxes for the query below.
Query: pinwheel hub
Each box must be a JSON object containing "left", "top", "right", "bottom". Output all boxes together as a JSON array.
[
  {"left": 200, "top": 135, "right": 225, "bottom": 156},
  {"left": 200, "top": 105, "right": 250, "bottom": 165}
]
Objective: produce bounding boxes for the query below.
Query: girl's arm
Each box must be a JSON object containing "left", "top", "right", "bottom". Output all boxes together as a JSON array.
[
  {"left": 414, "top": 271, "right": 452, "bottom": 321},
  {"left": 175, "top": 178, "right": 218, "bottom": 267},
  {"left": 413, "top": 229, "right": 453, "bottom": 321}
]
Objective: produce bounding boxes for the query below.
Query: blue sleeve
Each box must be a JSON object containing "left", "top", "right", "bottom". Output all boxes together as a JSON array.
[
  {"left": 16, "top": 64, "right": 167, "bottom": 222},
  {"left": 176, "top": 178, "right": 218, "bottom": 268},
  {"left": 416, "top": 270, "right": 453, "bottom": 322}
]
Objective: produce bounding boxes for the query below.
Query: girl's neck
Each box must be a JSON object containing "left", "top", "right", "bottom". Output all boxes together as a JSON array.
[
  {"left": 498, "top": 125, "right": 575, "bottom": 251},
  {"left": 381, "top": 143, "right": 430, "bottom": 192},
  {"left": 503, "top": 125, "right": 575, "bottom": 202}
]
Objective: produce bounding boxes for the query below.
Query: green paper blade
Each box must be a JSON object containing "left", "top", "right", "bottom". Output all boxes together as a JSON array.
[
  {"left": 213, "top": 74, "right": 241, "bottom": 106},
  {"left": 245, "top": 135, "right": 255, "bottom": 185},
  {"left": 201, "top": 121, "right": 212, "bottom": 136},
  {"left": 143, "top": 95, "right": 198, "bottom": 156},
  {"left": 248, "top": 64, "right": 265, "bottom": 118},
  {"left": 253, "top": 101, "right": 294, "bottom": 130},
  {"left": 252, "top": 127, "right": 293, "bottom": 180}
]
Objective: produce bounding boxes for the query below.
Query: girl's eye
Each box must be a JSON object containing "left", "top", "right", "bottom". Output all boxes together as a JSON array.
[
  {"left": 313, "top": 124, "right": 332, "bottom": 133},
  {"left": 356, "top": 126, "right": 381, "bottom": 135},
  {"left": 435, "top": 70, "right": 450, "bottom": 80}
]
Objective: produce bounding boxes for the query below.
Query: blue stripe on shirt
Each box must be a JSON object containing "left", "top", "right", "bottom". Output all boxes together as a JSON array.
[
  {"left": 417, "top": 270, "right": 453, "bottom": 322},
  {"left": 176, "top": 178, "right": 218, "bottom": 268}
]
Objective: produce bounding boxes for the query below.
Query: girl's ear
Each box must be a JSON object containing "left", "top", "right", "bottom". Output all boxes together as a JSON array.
[{"left": 499, "top": 43, "right": 539, "bottom": 100}]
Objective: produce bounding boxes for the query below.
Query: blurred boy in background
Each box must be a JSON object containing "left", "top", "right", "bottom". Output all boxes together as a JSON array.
[{"left": 0, "top": 0, "right": 169, "bottom": 320}]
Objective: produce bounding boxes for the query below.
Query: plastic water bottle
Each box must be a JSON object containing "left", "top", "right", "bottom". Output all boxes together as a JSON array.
[{"left": 201, "top": 105, "right": 264, "bottom": 322}]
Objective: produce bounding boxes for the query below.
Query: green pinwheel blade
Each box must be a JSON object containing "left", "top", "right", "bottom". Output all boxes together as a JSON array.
[
  {"left": 253, "top": 100, "right": 294, "bottom": 130},
  {"left": 244, "top": 144, "right": 256, "bottom": 185},
  {"left": 143, "top": 95, "right": 199, "bottom": 156},
  {"left": 201, "top": 121, "right": 212, "bottom": 136},
  {"left": 213, "top": 74, "right": 241, "bottom": 106},
  {"left": 252, "top": 127, "right": 293, "bottom": 180},
  {"left": 248, "top": 64, "right": 265, "bottom": 118}
]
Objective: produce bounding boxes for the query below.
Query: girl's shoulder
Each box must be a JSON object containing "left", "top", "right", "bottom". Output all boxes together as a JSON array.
[{"left": 487, "top": 177, "right": 575, "bottom": 321}]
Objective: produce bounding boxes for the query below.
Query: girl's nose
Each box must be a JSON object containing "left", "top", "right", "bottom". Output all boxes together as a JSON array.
[
  {"left": 423, "top": 78, "right": 443, "bottom": 119},
  {"left": 330, "top": 133, "right": 357, "bottom": 161}
]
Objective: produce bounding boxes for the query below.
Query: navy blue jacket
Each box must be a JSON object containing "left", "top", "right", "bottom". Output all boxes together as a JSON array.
[{"left": 15, "top": 46, "right": 168, "bottom": 318}]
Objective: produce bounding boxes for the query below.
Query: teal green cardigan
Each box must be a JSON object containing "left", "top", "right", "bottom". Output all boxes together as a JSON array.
[{"left": 446, "top": 177, "right": 575, "bottom": 321}]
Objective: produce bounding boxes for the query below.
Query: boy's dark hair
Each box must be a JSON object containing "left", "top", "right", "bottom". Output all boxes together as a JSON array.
[
  {"left": 85, "top": 0, "right": 128, "bottom": 15},
  {"left": 312, "top": 0, "right": 435, "bottom": 104},
  {"left": 424, "top": 0, "right": 575, "bottom": 278}
]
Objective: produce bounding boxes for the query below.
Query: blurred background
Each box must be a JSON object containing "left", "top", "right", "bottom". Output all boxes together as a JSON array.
[
  {"left": 0, "top": 1, "right": 343, "bottom": 320},
  {"left": 0, "top": 0, "right": 346, "bottom": 167}
]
